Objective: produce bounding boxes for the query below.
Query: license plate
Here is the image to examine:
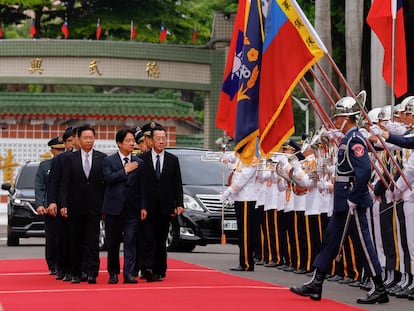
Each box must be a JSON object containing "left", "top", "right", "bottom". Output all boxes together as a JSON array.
[{"left": 223, "top": 219, "right": 237, "bottom": 230}]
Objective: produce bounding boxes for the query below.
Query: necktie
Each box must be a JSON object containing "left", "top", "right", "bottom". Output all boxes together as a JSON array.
[
  {"left": 155, "top": 154, "right": 161, "bottom": 179},
  {"left": 123, "top": 157, "right": 129, "bottom": 165},
  {"left": 84, "top": 153, "right": 90, "bottom": 178}
]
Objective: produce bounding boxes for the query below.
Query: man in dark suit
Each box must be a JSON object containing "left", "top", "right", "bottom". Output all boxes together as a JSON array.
[
  {"left": 102, "top": 129, "right": 146, "bottom": 284},
  {"left": 140, "top": 122, "right": 184, "bottom": 281},
  {"left": 46, "top": 127, "right": 77, "bottom": 281},
  {"left": 60, "top": 125, "right": 107, "bottom": 284},
  {"left": 35, "top": 136, "right": 65, "bottom": 275}
]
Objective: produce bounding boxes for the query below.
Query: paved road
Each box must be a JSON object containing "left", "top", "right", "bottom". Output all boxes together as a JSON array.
[{"left": 0, "top": 225, "right": 411, "bottom": 311}]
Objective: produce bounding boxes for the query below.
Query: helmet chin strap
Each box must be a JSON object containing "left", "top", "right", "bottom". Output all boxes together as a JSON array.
[{"left": 338, "top": 116, "right": 349, "bottom": 132}]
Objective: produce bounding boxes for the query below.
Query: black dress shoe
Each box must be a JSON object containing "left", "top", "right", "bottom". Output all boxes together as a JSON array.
[
  {"left": 143, "top": 269, "right": 153, "bottom": 282},
  {"left": 151, "top": 274, "right": 163, "bottom": 282},
  {"left": 49, "top": 268, "right": 57, "bottom": 275},
  {"left": 87, "top": 276, "right": 97, "bottom": 284},
  {"left": 108, "top": 274, "right": 118, "bottom": 284},
  {"left": 264, "top": 262, "right": 278, "bottom": 268},
  {"left": 230, "top": 266, "right": 245, "bottom": 271},
  {"left": 55, "top": 271, "right": 64, "bottom": 280},
  {"left": 63, "top": 273, "right": 72, "bottom": 282},
  {"left": 124, "top": 274, "right": 138, "bottom": 284},
  {"left": 71, "top": 276, "right": 81, "bottom": 284},
  {"left": 81, "top": 272, "right": 88, "bottom": 282},
  {"left": 293, "top": 269, "right": 307, "bottom": 274}
]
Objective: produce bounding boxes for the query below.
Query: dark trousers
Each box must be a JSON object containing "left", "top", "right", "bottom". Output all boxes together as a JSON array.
[
  {"left": 235, "top": 201, "right": 256, "bottom": 270},
  {"left": 265, "top": 209, "right": 278, "bottom": 264},
  {"left": 105, "top": 212, "right": 138, "bottom": 276},
  {"left": 294, "top": 211, "right": 308, "bottom": 271},
  {"left": 253, "top": 205, "right": 266, "bottom": 262},
  {"left": 380, "top": 199, "right": 398, "bottom": 271},
  {"left": 305, "top": 214, "right": 322, "bottom": 271},
  {"left": 69, "top": 214, "right": 101, "bottom": 277},
  {"left": 44, "top": 214, "right": 58, "bottom": 271},
  {"left": 56, "top": 215, "right": 71, "bottom": 274},
  {"left": 141, "top": 213, "right": 170, "bottom": 276},
  {"left": 313, "top": 208, "right": 382, "bottom": 278},
  {"left": 276, "top": 210, "right": 288, "bottom": 265}
]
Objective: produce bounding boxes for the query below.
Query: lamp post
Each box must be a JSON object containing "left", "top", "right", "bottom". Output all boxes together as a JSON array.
[{"left": 292, "top": 96, "right": 309, "bottom": 135}]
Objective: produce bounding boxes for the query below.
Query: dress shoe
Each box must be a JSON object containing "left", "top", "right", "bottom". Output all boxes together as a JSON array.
[
  {"left": 327, "top": 275, "right": 343, "bottom": 282},
  {"left": 277, "top": 264, "right": 288, "bottom": 270},
  {"left": 255, "top": 260, "right": 266, "bottom": 265},
  {"left": 230, "top": 265, "right": 254, "bottom": 272},
  {"left": 63, "top": 273, "right": 72, "bottom": 282},
  {"left": 87, "top": 276, "right": 97, "bottom": 284},
  {"left": 283, "top": 266, "right": 295, "bottom": 272},
  {"left": 338, "top": 277, "right": 354, "bottom": 284},
  {"left": 293, "top": 269, "right": 307, "bottom": 274},
  {"left": 71, "top": 276, "right": 81, "bottom": 284},
  {"left": 124, "top": 274, "right": 138, "bottom": 284},
  {"left": 80, "top": 272, "right": 88, "bottom": 282},
  {"left": 150, "top": 274, "right": 163, "bottom": 282},
  {"left": 108, "top": 274, "right": 118, "bottom": 284},
  {"left": 143, "top": 269, "right": 154, "bottom": 282},
  {"left": 49, "top": 268, "right": 57, "bottom": 275},
  {"left": 348, "top": 280, "right": 361, "bottom": 287},
  {"left": 264, "top": 262, "right": 278, "bottom": 268},
  {"left": 290, "top": 268, "right": 326, "bottom": 301},
  {"left": 55, "top": 271, "right": 64, "bottom": 280},
  {"left": 356, "top": 275, "right": 389, "bottom": 304}
]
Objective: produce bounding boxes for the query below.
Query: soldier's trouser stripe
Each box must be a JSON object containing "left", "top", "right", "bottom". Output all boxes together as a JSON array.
[{"left": 354, "top": 209, "right": 376, "bottom": 276}]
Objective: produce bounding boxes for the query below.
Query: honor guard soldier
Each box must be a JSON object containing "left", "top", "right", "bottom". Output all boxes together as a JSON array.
[{"left": 290, "top": 93, "right": 389, "bottom": 304}]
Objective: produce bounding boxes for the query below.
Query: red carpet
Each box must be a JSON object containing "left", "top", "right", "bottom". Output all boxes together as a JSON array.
[{"left": 0, "top": 258, "right": 365, "bottom": 311}]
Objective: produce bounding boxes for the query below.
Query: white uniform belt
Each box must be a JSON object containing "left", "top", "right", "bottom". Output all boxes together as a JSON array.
[{"left": 336, "top": 175, "right": 352, "bottom": 183}]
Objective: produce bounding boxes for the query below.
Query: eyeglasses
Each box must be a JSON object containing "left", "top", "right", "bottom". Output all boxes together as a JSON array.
[{"left": 153, "top": 136, "right": 166, "bottom": 142}]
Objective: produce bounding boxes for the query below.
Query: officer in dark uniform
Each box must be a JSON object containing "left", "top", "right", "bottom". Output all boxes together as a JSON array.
[
  {"left": 290, "top": 94, "right": 389, "bottom": 304},
  {"left": 35, "top": 136, "right": 65, "bottom": 275}
]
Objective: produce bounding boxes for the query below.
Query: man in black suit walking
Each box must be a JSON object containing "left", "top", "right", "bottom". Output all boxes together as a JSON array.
[
  {"left": 60, "top": 125, "right": 107, "bottom": 284},
  {"left": 141, "top": 123, "right": 184, "bottom": 281},
  {"left": 102, "top": 129, "right": 146, "bottom": 284}
]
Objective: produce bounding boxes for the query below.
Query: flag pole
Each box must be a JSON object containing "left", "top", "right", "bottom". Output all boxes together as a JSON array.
[{"left": 390, "top": 0, "right": 397, "bottom": 121}]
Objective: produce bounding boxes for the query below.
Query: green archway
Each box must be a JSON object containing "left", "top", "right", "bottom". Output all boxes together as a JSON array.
[{"left": 0, "top": 39, "right": 226, "bottom": 148}]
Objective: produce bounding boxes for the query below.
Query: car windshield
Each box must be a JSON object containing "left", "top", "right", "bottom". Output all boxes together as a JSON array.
[
  {"left": 15, "top": 164, "right": 38, "bottom": 189},
  {"left": 175, "top": 153, "right": 230, "bottom": 186}
]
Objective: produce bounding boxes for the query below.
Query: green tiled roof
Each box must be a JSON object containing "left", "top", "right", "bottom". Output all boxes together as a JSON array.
[{"left": 0, "top": 92, "right": 194, "bottom": 120}]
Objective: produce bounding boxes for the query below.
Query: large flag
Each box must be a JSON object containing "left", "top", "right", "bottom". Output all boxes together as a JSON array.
[
  {"left": 0, "top": 25, "right": 3, "bottom": 39},
  {"left": 259, "top": 0, "right": 326, "bottom": 156},
  {"left": 216, "top": 0, "right": 246, "bottom": 138},
  {"left": 233, "top": 0, "right": 264, "bottom": 163},
  {"left": 30, "top": 19, "right": 37, "bottom": 37},
  {"left": 130, "top": 20, "right": 137, "bottom": 40},
  {"left": 366, "top": 0, "right": 407, "bottom": 98},
  {"left": 96, "top": 19, "right": 102, "bottom": 40},
  {"left": 160, "top": 23, "right": 167, "bottom": 42},
  {"left": 61, "top": 18, "right": 69, "bottom": 39}
]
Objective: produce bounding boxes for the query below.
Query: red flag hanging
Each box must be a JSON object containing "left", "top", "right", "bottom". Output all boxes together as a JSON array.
[
  {"left": 0, "top": 26, "right": 3, "bottom": 39},
  {"left": 96, "top": 18, "right": 102, "bottom": 40},
  {"left": 159, "top": 23, "right": 167, "bottom": 43},
  {"left": 192, "top": 25, "right": 197, "bottom": 44},
  {"left": 366, "top": 0, "right": 407, "bottom": 98},
  {"left": 30, "top": 19, "right": 37, "bottom": 37},
  {"left": 131, "top": 20, "right": 137, "bottom": 40},
  {"left": 61, "top": 18, "right": 69, "bottom": 39}
]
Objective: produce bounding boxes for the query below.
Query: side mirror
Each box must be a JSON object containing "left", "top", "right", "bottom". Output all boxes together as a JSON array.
[{"left": 1, "top": 182, "right": 14, "bottom": 194}]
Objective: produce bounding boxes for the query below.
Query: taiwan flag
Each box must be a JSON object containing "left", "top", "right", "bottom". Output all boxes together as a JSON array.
[
  {"left": 131, "top": 20, "right": 137, "bottom": 40},
  {"left": 366, "top": 0, "right": 407, "bottom": 98},
  {"left": 159, "top": 23, "right": 167, "bottom": 42},
  {"left": 96, "top": 19, "right": 102, "bottom": 40},
  {"left": 258, "top": 0, "right": 326, "bottom": 156},
  {"left": 216, "top": 0, "right": 246, "bottom": 138},
  {"left": 192, "top": 25, "right": 197, "bottom": 44},
  {"left": 30, "top": 19, "right": 37, "bottom": 37},
  {"left": 61, "top": 19, "right": 69, "bottom": 39}
]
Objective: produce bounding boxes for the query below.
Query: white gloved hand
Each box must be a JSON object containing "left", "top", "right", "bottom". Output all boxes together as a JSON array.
[
  {"left": 370, "top": 124, "right": 383, "bottom": 136},
  {"left": 347, "top": 199, "right": 357, "bottom": 215},
  {"left": 326, "top": 129, "right": 344, "bottom": 140},
  {"left": 326, "top": 165, "right": 335, "bottom": 175},
  {"left": 358, "top": 128, "right": 370, "bottom": 139},
  {"left": 394, "top": 188, "right": 402, "bottom": 201},
  {"left": 278, "top": 155, "right": 288, "bottom": 166},
  {"left": 385, "top": 189, "right": 394, "bottom": 204},
  {"left": 385, "top": 122, "right": 406, "bottom": 135},
  {"left": 221, "top": 187, "right": 235, "bottom": 203}
]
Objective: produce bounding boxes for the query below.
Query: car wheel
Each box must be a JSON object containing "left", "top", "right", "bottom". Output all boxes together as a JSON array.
[
  {"left": 166, "top": 219, "right": 196, "bottom": 252},
  {"left": 7, "top": 226, "right": 19, "bottom": 246},
  {"left": 99, "top": 219, "right": 107, "bottom": 251},
  {"left": 166, "top": 220, "right": 180, "bottom": 252}
]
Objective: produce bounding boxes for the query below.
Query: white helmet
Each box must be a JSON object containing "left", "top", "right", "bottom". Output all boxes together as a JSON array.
[
  {"left": 332, "top": 97, "right": 360, "bottom": 117},
  {"left": 378, "top": 105, "right": 392, "bottom": 121},
  {"left": 403, "top": 96, "right": 414, "bottom": 115},
  {"left": 367, "top": 107, "right": 382, "bottom": 123}
]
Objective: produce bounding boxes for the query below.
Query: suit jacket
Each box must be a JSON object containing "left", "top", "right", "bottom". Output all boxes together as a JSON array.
[
  {"left": 142, "top": 150, "right": 183, "bottom": 215},
  {"left": 47, "top": 150, "right": 72, "bottom": 207},
  {"left": 60, "top": 149, "right": 107, "bottom": 216},
  {"left": 35, "top": 159, "right": 51, "bottom": 208},
  {"left": 102, "top": 153, "right": 146, "bottom": 216}
]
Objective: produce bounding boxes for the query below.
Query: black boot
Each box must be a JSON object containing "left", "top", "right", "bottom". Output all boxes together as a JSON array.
[
  {"left": 290, "top": 268, "right": 325, "bottom": 301},
  {"left": 356, "top": 275, "right": 389, "bottom": 304}
]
